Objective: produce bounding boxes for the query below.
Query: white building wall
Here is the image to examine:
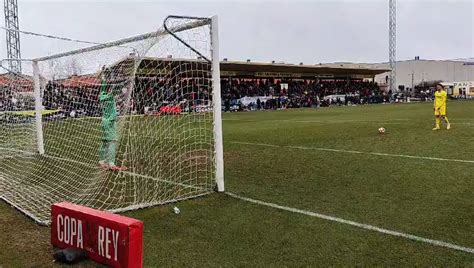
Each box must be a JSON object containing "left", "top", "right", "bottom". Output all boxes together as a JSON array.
[
  {"left": 374, "top": 60, "right": 474, "bottom": 90},
  {"left": 320, "top": 60, "right": 474, "bottom": 91}
]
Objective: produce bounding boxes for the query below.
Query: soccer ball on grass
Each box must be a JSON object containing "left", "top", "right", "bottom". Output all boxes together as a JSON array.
[{"left": 378, "top": 127, "right": 386, "bottom": 134}]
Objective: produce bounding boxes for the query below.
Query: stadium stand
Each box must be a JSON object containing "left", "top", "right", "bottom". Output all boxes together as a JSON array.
[{"left": 0, "top": 58, "right": 391, "bottom": 115}]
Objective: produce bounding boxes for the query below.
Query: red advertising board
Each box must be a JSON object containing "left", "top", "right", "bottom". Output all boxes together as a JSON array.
[{"left": 51, "top": 202, "right": 143, "bottom": 268}]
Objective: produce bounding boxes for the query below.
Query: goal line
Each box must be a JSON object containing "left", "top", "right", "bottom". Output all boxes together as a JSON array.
[{"left": 43, "top": 153, "right": 207, "bottom": 191}]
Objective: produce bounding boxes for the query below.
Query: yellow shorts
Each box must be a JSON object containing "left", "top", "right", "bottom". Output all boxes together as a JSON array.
[{"left": 435, "top": 106, "right": 446, "bottom": 116}]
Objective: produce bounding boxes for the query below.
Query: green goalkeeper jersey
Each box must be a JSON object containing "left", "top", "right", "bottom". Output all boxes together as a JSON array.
[
  {"left": 99, "top": 81, "right": 118, "bottom": 141},
  {"left": 99, "top": 81, "right": 117, "bottom": 121}
]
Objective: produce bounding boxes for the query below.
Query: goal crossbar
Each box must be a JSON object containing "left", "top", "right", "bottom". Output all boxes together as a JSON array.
[{"left": 33, "top": 17, "right": 211, "bottom": 62}]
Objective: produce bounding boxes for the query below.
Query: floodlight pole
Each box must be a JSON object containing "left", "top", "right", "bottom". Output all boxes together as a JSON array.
[
  {"left": 4, "top": 0, "right": 22, "bottom": 74},
  {"left": 211, "top": 15, "right": 224, "bottom": 192},
  {"left": 389, "top": 0, "right": 397, "bottom": 93},
  {"left": 33, "top": 60, "right": 44, "bottom": 155}
]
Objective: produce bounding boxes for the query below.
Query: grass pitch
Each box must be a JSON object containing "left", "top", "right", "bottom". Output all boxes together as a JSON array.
[{"left": 1, "top": 101, "right": 474, "bottom": 266}]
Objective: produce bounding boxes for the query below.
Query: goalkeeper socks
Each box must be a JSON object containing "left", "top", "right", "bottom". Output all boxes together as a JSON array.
[
  {"left": 107, "top": 142, "right": 117, "bottom": 165},
  {"left": 99, "top": 142, "right": 108, "bottom": 162}
]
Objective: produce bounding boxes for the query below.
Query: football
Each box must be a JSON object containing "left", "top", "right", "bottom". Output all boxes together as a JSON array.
[{"left": 378, "top": 127, "right": 386, "bottom": 134}]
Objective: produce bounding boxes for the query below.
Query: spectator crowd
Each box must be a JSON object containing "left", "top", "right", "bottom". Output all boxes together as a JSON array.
[
  {"left": 1, "top": 76, "right": 388, "bottom": 117},
  {"left": 221, "top": 78, "right": 387, "bottom": 111}
]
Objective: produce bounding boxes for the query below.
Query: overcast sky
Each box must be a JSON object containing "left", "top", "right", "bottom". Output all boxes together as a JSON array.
[{"left": 2, "top": 0, "right": 474, "bottom": 64}]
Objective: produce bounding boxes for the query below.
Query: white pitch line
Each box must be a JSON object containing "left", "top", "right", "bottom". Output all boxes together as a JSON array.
[
  {"left": 231, "top": 141, "right": 474, "bottom": 164},
  {"left": 42, "top": 154, "right": 204, "bottom": 190},
  {"left": 223, "top": 118, "right": 411, "bottom": 124},
  {"left": 226, "top": 192, "right": 474, "bottom": 255}
]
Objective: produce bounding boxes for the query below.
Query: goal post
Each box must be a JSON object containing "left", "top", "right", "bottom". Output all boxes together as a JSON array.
[
  {"left": 211, "top": 15, "right": 224, "bottom": 192},
  {"left": 0, "top": 15, "right": 224, "bottom": 224},
  {"left": 32, "top": 60, "right": 44, "bottom": 155}
]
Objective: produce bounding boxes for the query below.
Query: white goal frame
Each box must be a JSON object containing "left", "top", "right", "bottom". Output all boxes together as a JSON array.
[
  {"left": 25, "top": 15, "right": 223, "bottom": 199},
  {"left": 0, "top": 16, "right": 225, "bottom": 223}
]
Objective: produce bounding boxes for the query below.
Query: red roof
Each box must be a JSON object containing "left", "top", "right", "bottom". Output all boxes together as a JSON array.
[
  {"left": 58, "top": 75, "right": 100, "bottom": 88},
  {"left": 0, "top": 73, "right": 100, "bottom": 92},
  {"left": 0, "top": 73, "right": 34, "bottom": 91}
]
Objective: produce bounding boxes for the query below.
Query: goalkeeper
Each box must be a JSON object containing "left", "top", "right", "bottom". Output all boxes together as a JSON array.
[
  {"left": 433, "top": 84, "right": 451, "bottom": 130},
  {"left": 98, "top": 68, "right": 126, "bottom": 171}
]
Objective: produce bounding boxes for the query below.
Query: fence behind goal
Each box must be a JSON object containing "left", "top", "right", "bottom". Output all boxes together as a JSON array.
[{"left": 0, "top": 16, "right": 224, "bottom": 225}]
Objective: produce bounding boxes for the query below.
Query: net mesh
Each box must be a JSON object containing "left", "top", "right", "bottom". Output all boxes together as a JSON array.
[{"left": 0, "top": 17, "right": 217, "bottom": 224}]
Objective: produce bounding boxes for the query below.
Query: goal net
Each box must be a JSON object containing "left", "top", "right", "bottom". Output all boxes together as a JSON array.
[{"left": 0, "top": 16, "right": 224, "bottom": 224}]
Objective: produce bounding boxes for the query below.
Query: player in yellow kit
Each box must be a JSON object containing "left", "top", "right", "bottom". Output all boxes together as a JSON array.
[{"left": 433, "top": 84, "right": 450, "bottom": 130}]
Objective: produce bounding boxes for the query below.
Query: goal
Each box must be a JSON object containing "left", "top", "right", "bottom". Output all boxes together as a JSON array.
[{"left": 0, "top": 15, "right": 224, "bottom": 225}]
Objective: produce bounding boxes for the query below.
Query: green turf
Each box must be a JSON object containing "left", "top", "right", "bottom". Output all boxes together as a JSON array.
[
  {"left": 224, "top": 102, "right": 474, "bottom": 249},
  {"left": 1, "top": 101, "right": 474, "bottom": 266}
]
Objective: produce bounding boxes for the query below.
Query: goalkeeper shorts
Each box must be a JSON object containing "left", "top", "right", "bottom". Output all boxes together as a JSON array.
[{"left": 101, "top": 120, "right": 118, "bottom": 141}]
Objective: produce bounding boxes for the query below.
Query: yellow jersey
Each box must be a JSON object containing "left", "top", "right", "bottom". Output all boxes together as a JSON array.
[{"left": 434, "top": 90, "right": 447, "bottom": 109}]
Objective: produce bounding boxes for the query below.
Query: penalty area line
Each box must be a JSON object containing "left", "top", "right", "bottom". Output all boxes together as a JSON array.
[
  {"left": 223, "top": 118, "right": 411, "bottom": 124},
  {"left": 226, "top": 192, "right": 474, "bottom": 255},
  {"left": 230, "top": 141, "right": 474, "bottom": 164}
]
